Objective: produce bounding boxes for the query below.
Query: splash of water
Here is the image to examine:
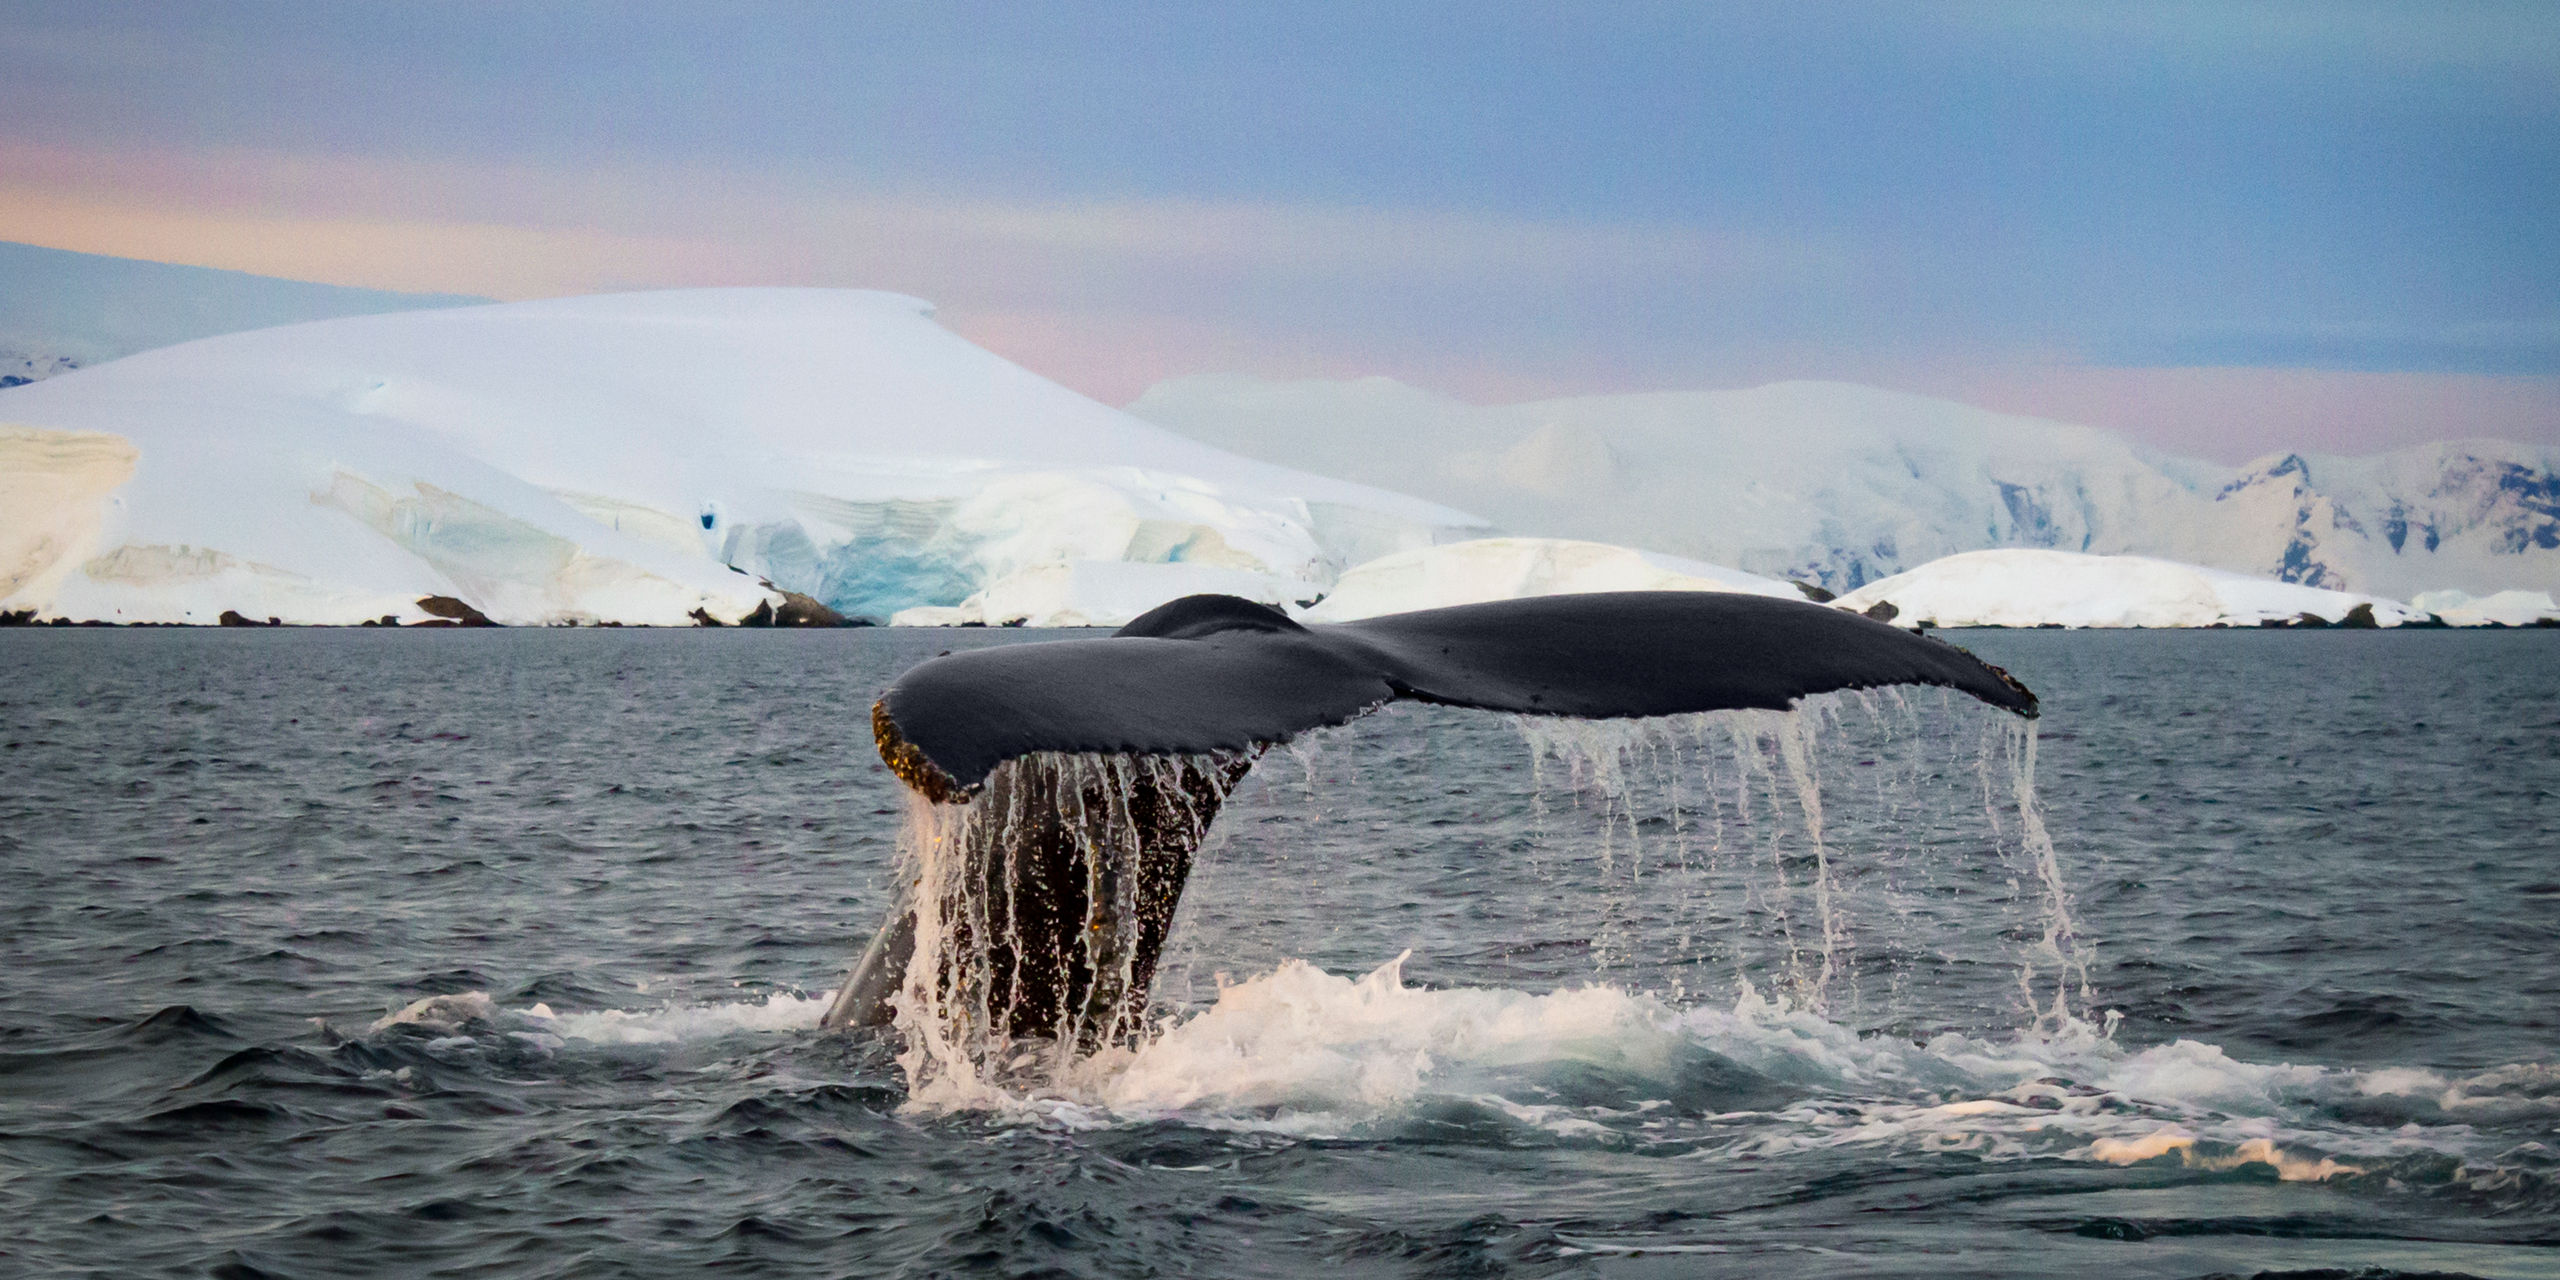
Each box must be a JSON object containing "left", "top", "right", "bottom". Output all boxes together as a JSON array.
[{"left": 358, "top": 967, "right": 2557, "bottom": 1203}]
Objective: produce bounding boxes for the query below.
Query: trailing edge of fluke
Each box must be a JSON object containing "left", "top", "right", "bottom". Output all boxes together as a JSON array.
[{"left": 873, "top": 592, "right": 2038, "bottom": 802}]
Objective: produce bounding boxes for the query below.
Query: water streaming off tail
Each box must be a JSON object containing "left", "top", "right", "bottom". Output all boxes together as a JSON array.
[
  {"left": 1164, "top": 690, "right": 2093, "bottom": 1040},
  {"left": 890, "top": 691, "right": 2093, "bottom": 1104},
  {"left": 1508, "top": 690, "right": 2090, "bottom": 1033},
  {"left": 893, "top": 749, "right": 1249, "bottom": 1108}
]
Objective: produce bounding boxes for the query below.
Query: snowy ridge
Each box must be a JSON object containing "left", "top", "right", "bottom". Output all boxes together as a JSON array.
[
  {"left": 0, "top": 289, "right": 1482, "bottom": 626},
  {"left": 2407, "top": 588, "right": 2560, "bottom": 627},
  {"left": 1834, "top": 550, "right": 2428, "bottom": 629},
  {"left": 1129, "top": 375, "right": 2560, "bottom": 600},
  {"left": 0, "top": 240, "right": 484, "bottom": 383},
  {"left": 1304, "top": 536, "right": 1798, "bottom": 622}
]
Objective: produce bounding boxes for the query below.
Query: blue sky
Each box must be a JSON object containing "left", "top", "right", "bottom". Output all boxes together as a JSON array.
[{"left": 2, "top": 1, "right": 2554, "bottom": 456}]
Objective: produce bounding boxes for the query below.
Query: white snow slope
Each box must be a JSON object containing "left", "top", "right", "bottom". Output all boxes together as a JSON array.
[
  {"left": 1129, "top": 375, "right": 2560, "bottom": 601},
  {"left": 1304, "top": 537, "right": 1799, "bottom": 622},
  {"left": 0, "top": 290, "right": 1481, "bottom": 626},
  {"left": 1836, "top": 550, "right": 2426, "bottom": 629}
]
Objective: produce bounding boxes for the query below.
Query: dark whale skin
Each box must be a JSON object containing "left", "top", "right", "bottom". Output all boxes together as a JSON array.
[{"left": 877, "top": 591, "right": 2036, "bottom": 798}]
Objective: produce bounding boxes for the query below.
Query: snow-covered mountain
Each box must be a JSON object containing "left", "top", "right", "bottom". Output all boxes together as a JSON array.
[
  {"left": 0, "top": 241, "right": 485, "bottom": 387},
  {"left": 0, "top": 290, "right": 1480, "bottom": 626},
  {"left": 1128, "top": 376, "right": 2560, "bottom": 600},
  {"left": 9, "top": 279, "right": 2544, "bottom": 629}
]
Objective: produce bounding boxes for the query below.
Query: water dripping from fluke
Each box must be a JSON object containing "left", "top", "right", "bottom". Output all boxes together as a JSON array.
[
  {"left": 1507, "top": 694, "right": 2091, "bottom": 1033},
  {"left": 825, "top": 592, "right": 2056, "bottom": 1103}
]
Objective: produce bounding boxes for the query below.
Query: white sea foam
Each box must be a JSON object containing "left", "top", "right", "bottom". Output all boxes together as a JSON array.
[
  {"left": 880, "top": 953, "right": 2534, "bottom": 1186},
  {"left": 1085, "top": 952, "right": 1676, "bottom": 1120},
  {"left": 526, "top": 992, "right": 833, "bottom": 1045},
  {"left": 370, "top": 989, "right": 831, "bottom": 1044},
  {"left": 371, "top": 991, "right": 500, "bottom": 1033}
]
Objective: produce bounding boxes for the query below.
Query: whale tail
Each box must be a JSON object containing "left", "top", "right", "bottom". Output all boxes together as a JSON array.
[{"left": 826, "top": 592, "right": 2036, "bottom": 1043}]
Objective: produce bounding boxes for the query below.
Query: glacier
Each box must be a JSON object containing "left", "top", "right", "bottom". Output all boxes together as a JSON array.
[
  {"left": 1128, "top": 375, "right": 2560, "bottom": 601},
  {"left": 0, "top": 289, "right": 1481, "bottom": 626}
]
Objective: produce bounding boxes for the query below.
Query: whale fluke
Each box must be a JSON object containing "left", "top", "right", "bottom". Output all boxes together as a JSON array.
[
  {"left": 876, "top": 592, "right": 2034, "bottom": 801},
  {"left": 830, "top": 592, "right": 2036, "bottom": 1041}
]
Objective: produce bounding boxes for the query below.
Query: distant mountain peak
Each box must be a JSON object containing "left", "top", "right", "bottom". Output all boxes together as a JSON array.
[
  {"left": 1132, "top": 373, "right": 2560, "bottom": 599},
  {"left": 2217, "top": 452, "right": 2312, "bottom": 499}
]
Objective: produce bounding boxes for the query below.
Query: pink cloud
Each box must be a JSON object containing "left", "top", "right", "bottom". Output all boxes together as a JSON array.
[{"left": 1, "top": 139, "right": 2549, "bottom": 460}]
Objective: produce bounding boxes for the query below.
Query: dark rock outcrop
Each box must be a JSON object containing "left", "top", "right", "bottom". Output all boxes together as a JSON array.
[
  {"left": 736, "top": 584, "right": 860, "bottom": 627},
  {"left": 775, "top": 589, "right": 855, "bottom": 627},
  {"left": 414, "top": 596, "right": 497, "bottom": 627},
  {"left": 738, "top": 595, "right": 851, "bottom": 627}
]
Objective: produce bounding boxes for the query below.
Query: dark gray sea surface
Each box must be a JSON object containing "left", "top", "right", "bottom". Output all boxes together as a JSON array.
[{"left": 1, "top": 627, "right": 2553, "bottom": 1278}]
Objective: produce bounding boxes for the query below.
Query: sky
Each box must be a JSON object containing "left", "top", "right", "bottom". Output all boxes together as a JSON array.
[{"left": 2, "top": 0, "right": 2555, "bottom": 460}]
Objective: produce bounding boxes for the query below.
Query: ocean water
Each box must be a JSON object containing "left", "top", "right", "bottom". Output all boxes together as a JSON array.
[{"left": 1, "top": 627, "right": 2553, "bottom": 1278}]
